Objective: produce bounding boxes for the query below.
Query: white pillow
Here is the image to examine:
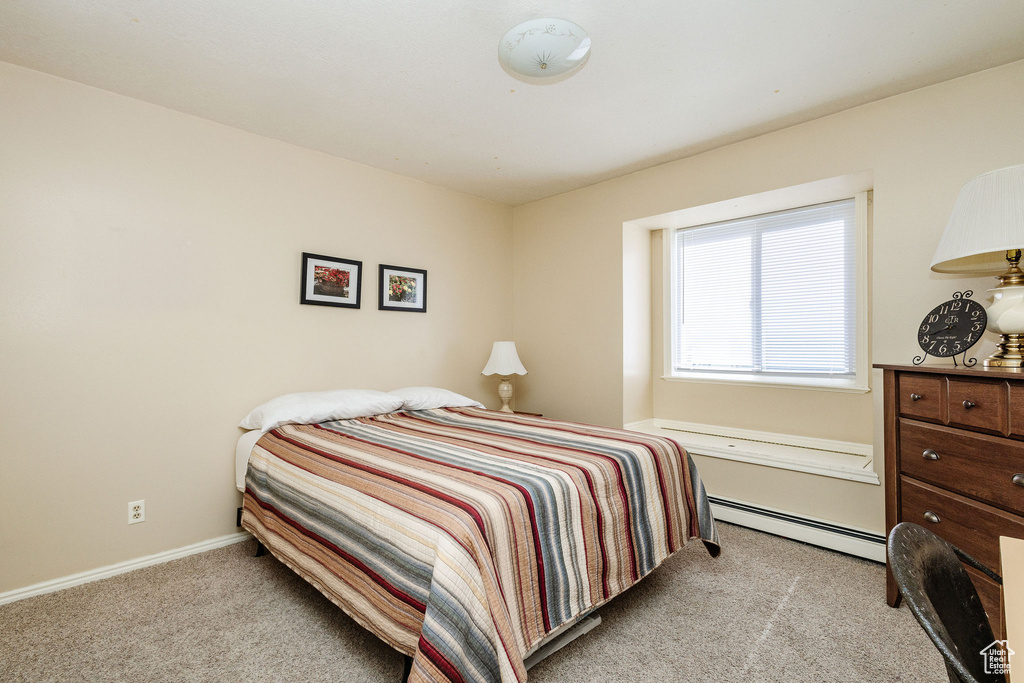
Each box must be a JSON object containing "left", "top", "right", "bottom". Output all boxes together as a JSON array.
[
  {"left": 239, "top": 389, "right": 404, "bottom": 432},
  {"left": 388, "top": 387, "right": 484, "bottom": 411}
]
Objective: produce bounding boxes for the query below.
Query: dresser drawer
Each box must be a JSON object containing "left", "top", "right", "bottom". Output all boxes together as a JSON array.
[
  {"left": 899, "top": 420, "right": 1024, "bottom": 515},
  {"left": 901, "top": 476, "right": 1024, "bottom": 571},
  {"left": 1008, "top": 383, "right": 1024, "bottom": 439},
  {"left": 947, "top": 378, "right": 1007, "bottom": 434},
  {"left": 898, "top": 374, "right": 944, "bottom": 423},
  {"left": 965, "top": 565, "right": 1003, "bottom": 639}
]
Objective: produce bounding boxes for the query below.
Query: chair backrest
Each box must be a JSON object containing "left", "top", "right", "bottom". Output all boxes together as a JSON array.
[{"left": 887, "top": 522, "right": 1007, "bottom": 683}]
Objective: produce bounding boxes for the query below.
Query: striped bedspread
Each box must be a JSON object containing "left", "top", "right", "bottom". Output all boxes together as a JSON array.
[{"left": 241, "top": 407, "right": 719, "bottom": 683}]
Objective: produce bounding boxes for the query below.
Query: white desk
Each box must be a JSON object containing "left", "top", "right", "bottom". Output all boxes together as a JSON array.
[{"left": 1001, "top": 536, "right": 1024, "bottom": 682}]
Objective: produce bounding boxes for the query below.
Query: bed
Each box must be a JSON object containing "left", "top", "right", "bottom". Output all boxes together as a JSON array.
[{"left": 237, "top": 400, "right": 719, "bottom": 683}]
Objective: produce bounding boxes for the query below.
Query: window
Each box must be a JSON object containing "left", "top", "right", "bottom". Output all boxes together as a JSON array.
[{"left": 669, "top": 196, "right": 866, "bottom": 390}]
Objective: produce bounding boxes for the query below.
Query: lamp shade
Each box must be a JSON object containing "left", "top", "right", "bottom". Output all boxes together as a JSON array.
[
  {"left": 481, "top": 341, "right": 527, "bottom": 376},
  {"left": 931, "top": 164, "right": 1024, "bottom": 273}
]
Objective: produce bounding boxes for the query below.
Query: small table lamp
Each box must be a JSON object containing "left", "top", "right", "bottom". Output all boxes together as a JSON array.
[
  {"left": 932, "top": 164, "right": 1024, "bottom": 367},
  {"left": 481, "top": 341, "right": 527, "bottom": 412}
]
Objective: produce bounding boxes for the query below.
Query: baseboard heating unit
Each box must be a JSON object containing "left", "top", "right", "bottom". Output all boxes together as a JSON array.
[{"left": 709, "top": 495, "right": 886, "bottom": 563}]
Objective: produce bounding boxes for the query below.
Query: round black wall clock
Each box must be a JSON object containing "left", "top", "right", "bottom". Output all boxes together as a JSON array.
[{"left": 914, "top": 290, "right": 986, "bottom": 366}]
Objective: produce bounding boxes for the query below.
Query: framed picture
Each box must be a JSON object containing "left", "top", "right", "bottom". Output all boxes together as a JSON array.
[
  {"left": 300, "top": 252, "right": 362, "bottom": 308},
  {"left": 379, "top": 264, "right": 427, "bottom": 313}
]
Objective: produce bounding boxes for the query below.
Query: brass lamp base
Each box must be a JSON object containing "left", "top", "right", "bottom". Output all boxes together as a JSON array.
[
  {"left": 985, "top": 334, "right": 1024, "bottom": 368},
  {"left": 984, "top": 251, "right": 1024, "bottom": 369}
]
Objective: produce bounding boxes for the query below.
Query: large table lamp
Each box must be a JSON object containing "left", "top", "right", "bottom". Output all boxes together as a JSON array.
[
  {"left": 931, "top": 164, "right": 1024, "bottom": 367},
  {"left": 481, "top": 341, "right": 527, "bottom": 412}
]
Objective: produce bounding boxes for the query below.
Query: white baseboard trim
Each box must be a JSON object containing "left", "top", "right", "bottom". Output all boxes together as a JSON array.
[
  {"left": 710, "top": 495, "right": 885, "bottom": 562},
  {"left": 0, "top": 531, "right": 252, "bottom": 606}
]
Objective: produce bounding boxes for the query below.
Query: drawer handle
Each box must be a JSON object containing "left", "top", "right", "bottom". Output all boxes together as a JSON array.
[
  {"left": 1013, "top": 473, "right": 1024, "bottom": 487},
  {"left": 923, "top": 511, "right": 941, "bottom": 524},
  {"left": 922, "top": 449, "right": 940, "bottom": 461},
  {"left": 962, "top": 400, "right": 976, "bottom": 409},
  {"left": 911, "top": 393, "right": 923, "bottom": 401}
]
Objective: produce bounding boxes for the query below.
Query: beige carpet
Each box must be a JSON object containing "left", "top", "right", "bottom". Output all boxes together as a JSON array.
[{"left": 0, "top": 523, "right": 945, "bottom": 682}]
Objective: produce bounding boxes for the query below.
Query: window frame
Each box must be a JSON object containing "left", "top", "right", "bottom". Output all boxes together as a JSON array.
[{"left": 663, "top": 191, "right": 870, "bottom": 393}]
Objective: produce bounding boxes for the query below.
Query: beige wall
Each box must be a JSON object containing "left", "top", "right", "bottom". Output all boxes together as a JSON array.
[
  {"left": 513, "top": 59, "right": 1024, "bottom": 531},
  {"left": 0, "top": 62, "right": 513, "bottom": 593},
  {"left": 622, "top": 223, "right": 653, "bottom": 424}
]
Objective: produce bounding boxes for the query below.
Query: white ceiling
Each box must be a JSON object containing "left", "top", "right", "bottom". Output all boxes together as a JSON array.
[{"left": 2, "top": 1, "right": 1024, "bottom": 206}]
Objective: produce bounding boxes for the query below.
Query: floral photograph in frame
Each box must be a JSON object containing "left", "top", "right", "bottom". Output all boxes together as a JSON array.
[
  {"left": 300, "top": 252, "right": 362, "bottom": 309},
  {"left": 378, "top": 264, "right": 427, "bottom": 313}
]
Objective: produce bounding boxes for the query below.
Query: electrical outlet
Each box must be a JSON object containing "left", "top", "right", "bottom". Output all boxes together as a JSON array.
[{"left": 128, "top": 500, "right": 145, "bottom": 525}]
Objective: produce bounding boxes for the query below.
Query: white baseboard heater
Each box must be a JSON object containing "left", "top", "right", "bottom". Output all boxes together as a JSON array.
[{"left": 709, "top": 495, "right": 886, "bottom": 563}]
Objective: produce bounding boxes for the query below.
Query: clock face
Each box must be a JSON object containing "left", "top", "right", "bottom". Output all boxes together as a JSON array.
[{"left": 918, "top": 298, "right": 987, "bottom": 357}]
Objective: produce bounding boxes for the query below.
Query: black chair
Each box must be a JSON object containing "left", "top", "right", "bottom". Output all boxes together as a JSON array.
[{"left": 887, "top": 522, "right": 1006, "bottom": 683}]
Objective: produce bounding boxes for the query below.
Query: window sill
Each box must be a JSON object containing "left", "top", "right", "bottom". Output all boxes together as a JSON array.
[
  {"left": 625, "top": 418, "right": 879, "bottom": 485},
  {"left": 660, "top": 374, "right": 871, "bottom": 394}
]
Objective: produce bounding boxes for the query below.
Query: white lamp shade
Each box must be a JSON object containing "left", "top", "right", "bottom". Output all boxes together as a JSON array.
[
  {"left": 481, "top": 341, "right": 527, "bottom": 376},
  {"left": 498, "top": 18, "right": 591, "bottom": 83},
  {"left": 931, "top": 164, "right": 1024, "bottom": 273}
]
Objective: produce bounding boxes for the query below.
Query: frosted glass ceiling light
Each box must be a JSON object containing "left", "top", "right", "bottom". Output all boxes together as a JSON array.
[{"left": 499, "top": 18, "right": 591, "bottom": 84}]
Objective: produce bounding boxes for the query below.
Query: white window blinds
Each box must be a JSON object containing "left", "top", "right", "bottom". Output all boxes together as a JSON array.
[{"left": 670, "top": 198, "right": 857, "bottom": 382}]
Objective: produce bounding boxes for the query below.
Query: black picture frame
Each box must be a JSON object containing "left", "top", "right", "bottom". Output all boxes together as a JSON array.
[
  {"left": 378, "top": 264, "right": 427, "bottom": 312},
  {"left": 300, "top": 252, "right": 362, "bottom": 309}
]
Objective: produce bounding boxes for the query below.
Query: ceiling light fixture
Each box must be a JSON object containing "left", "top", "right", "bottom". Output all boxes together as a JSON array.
[{"left": 499, "top": 18, "right": 591, "bottom": 84}]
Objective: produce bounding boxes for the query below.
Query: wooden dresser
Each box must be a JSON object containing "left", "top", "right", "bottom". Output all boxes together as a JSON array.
[{"left": 878, "top": 363, "right": 1024, "bottom": 638}]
